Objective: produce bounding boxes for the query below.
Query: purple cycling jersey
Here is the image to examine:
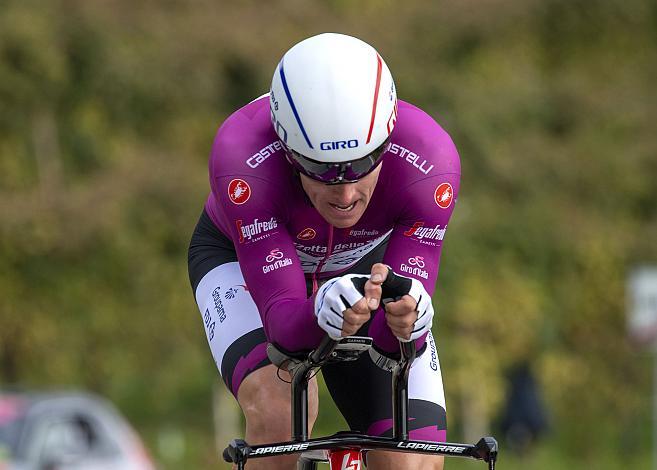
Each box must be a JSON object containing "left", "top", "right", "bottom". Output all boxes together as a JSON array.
[{"left": 205, "top": 96, "right": 460, "bottom": 353}]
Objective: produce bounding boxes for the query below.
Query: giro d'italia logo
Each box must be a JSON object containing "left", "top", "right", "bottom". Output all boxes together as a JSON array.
[
  {"left": 408, "top": 256, "right": 425, "bottom": 268},
  {"left": 228, "top": 178, "right": 251, "bottom": 205},
  {"left": 434, "top": 182, "right": 453, "bottom": 209},
  {"left": 265, "top": 249, "right": 284, "bottom": 263}
]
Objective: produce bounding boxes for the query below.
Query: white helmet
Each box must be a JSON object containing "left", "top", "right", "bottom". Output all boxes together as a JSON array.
[{"left": 270, "top": 33, "right": 397, "bottom": 184}]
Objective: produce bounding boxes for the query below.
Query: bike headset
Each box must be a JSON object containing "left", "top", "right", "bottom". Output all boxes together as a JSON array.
[{"left": 270, "top": 33, "right": 398, "bottom": 185}]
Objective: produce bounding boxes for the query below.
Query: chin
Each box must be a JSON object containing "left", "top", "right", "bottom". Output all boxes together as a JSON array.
[
  {"left": 331, "top": 220, "right": 355, "bottom": 229},
  {"left": 327, "top": 213, "right": 362, "bottom": 228}
]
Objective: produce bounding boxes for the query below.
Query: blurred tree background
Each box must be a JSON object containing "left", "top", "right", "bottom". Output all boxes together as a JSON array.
[{"left": 1, "top": 0, "right": 656, "bottom": 468}]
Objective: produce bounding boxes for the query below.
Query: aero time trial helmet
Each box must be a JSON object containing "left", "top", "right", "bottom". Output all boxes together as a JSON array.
[{"left": 270, "top": 33, "right": 398, "bottom": 184}]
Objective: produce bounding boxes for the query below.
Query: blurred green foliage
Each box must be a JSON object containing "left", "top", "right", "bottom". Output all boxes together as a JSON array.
[{"left": 1, "top": 0, "right": 656, "bottom": 468}]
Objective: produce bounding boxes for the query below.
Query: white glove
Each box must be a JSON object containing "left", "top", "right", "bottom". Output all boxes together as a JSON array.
[
  {"left": 404, "top": 276, "right": 434, "bottom": 342},
  {"left": 314, "top": 274, "right": 369, "bottom": 339}
]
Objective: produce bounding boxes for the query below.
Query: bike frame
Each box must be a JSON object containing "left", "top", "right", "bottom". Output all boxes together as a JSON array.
[{"left": 223, "top": 336, "right": 498, "bottom": 469}]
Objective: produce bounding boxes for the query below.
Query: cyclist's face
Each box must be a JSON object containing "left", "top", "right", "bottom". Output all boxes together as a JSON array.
[{"left": 300, "top": 163, "right": 382, "bottom": 228}]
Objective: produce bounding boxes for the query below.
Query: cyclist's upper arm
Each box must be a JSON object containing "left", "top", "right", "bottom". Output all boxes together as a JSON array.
[{"left": 214, "top": 173, "right": 325, "bottom": 351}]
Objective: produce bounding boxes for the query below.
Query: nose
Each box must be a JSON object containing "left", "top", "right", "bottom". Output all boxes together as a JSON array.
[{"left": 330, "top": 183, "right": 357, "bottom": 205}]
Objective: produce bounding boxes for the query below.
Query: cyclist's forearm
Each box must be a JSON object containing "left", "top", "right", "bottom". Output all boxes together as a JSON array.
[{"left": 263, "top": 296, "right": 325, "bottom": 352}]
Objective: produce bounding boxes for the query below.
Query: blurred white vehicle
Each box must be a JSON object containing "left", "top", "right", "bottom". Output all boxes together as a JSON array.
[{"left": 0, "top": 391, "right": 156, "bottom": 470}]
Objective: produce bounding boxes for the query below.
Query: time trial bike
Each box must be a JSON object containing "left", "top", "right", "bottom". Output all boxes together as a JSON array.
[{"left": 223, "top": 334, "right": 498, "bottom": 469}]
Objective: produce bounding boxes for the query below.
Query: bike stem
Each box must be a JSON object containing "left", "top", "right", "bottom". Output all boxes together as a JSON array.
[
  {"left": 392, "top": 340, "right": 416, "bottom": 441},
  {"left": 291, "top": 367, "right": 311, "bottom": 441},
  {"left": 291, "top": 337, "right": 417, "bottom": 442},
  {"left": 291, "top": 336, "right": 339, "bottom": 441}
]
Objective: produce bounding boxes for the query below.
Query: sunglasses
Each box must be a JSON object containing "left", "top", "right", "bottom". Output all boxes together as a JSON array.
[{"left": 284, "top": 139, "right": 390, "bottom": 185}]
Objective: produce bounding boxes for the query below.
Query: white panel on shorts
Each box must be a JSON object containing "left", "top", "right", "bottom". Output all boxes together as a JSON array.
[
  {"left": 409, "top": 331, "right": 446, "bottom": 409},
  {"left": 194, "top": 262, "right": 263, "bottom": 374}
]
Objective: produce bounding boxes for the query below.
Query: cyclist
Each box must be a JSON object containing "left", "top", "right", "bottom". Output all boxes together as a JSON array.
[{"left": 188, "top": 33, "right": 460, "bottom": 470}]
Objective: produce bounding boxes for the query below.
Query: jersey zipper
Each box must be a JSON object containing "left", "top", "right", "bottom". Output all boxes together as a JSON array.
[{"left": 312, "top": 223, "right": 335, "bottom": 294}]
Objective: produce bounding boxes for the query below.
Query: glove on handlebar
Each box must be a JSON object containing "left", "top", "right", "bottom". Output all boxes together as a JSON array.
[
  {"left": 314, "top": 274, "right": 369, "bottom": 339},
  {"left": 382, "top": 269, "right": 434, "bottom": 342},
  {"left": 381, "top": 269, "right": 412, "bottom": 303}
]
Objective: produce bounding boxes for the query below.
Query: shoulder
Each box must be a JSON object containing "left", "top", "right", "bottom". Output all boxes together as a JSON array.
[
  {"left": 369, "top": 101, "right": 461, "bottom": 222},
  {"left": 388, "top": 100, "right": 460, "bottom": 176},
  {"left": 207, "top": 95, "right": 305, "bottom": 224},
  {"left": 208, "top": 94, "right": 298, "bottom": 192},
  {"left": 209, "top": 95, "right": 289, "bottom": 179}
]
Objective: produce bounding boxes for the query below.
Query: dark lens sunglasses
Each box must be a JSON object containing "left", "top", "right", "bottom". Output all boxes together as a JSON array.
[{"left": 284, "top": 139, "right": 390, "bottom": 185}]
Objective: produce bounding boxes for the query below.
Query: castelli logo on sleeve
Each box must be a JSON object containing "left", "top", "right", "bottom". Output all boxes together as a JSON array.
[
  {"left": 434, "top": 183, "right": 453, "bottom": 209},
  {"left": 228, "top": 178, "right": 251, "bottom": 205},
  {"left": 297, "top": 228, "right": 317, "bottom": 240}
]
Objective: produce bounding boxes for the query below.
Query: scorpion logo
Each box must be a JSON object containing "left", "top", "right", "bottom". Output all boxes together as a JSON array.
[
  {"left": 434, "top": 182, "right": 453, "bottom": 209},
  {"left": 228, "top": 178, "right": 251, "bottom": 205}
]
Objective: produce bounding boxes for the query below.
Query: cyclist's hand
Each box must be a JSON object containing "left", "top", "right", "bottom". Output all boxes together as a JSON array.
[
  {"left": 364, "top": 263, "right": 388, "bottom": 309},
  {"left": 381, "top": 270, "right": 434, "bottom": 342},
  {"left": 342, "top": 300, "right": 372, "bottom": 336},
  {"left": 385, "top": 295, "right": 420, "bottom": 340},
  {"left": 340, "top": 263, "right": 389, "bottom": 336},
  {"left": 314, "top": 274, "right": 372, "bottom": 339}
]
